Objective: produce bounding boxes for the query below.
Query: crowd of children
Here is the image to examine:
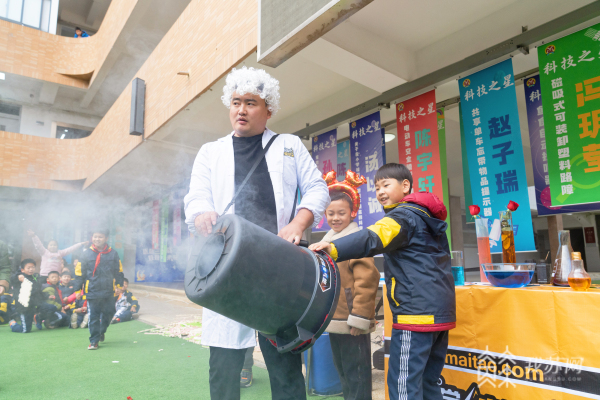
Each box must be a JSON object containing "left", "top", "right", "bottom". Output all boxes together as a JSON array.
[{"left": 1, "top": 228, "right": 140, "bottom": 350}]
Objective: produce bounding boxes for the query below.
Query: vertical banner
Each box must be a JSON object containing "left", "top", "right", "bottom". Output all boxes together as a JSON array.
[
  {"left": 312, "top": 129, "right": 337, "bottom": 175},
  {"left": 312, "top": 129, "right": 337, "bottom": 232},
  {"left": 337, "top": 140, "right": 350, "bottom": 177},
  {"left": 437, "top": 107, "right": 452, "bottom": 247},
  {"left": 396, "top": 90, "right": 444, "bottom": 198},
  {"left": 459, "top": 103, "right": 476, "bottom": 224},
  {"left": 524, "top": 75, "right": 600, "bottom": 215},
  {"left": 538, "top": 23, "right": 600, "bottom": 207},
  {"left": 459, "top": 59, "right": 535, "bottom": 252},
  {"left": 151, "top": 200, "right": 160, "bottom": 250},
  {"left": 159, "top": 196, "right": 169, "bottom": 262},
  {"left": 172, "top": 191, "right": 182, "bottom": 247},
  {"left": 349, "top": 111, "right": 385, "bottom": 229},
  {"left": 108, "top": 214, "right": 125, "bottom": 262}
]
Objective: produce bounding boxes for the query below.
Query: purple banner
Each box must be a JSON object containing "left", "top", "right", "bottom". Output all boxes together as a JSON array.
[
  {"left": 312, "top": 129, "right": 337, "bottom": 232},
  {"left": 350, "top": 111, "right": 385, "bottom": 229},
  {"left": 524, "top": 75, "right": 600, "bottom": 215}
]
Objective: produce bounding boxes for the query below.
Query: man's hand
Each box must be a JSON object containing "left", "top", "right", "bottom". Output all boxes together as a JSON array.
[
  {"left": 278, "top": 208, "right": 314, "bottom": 245},
  {"left": 277, "top": 220, "right": 304, "bottom": 245},
  {"left": 18, "top": 275, "right": 25, "bottom": 282},
  {"left": 308, "top": 241, "right": 332, "bottom": 254},
  {"left": 195, "top": 212, "right": 219, "bottom": 237}
]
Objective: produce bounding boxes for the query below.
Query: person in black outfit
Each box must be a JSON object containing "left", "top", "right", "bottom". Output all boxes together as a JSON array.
[{"left": 73, "top": 229, "right": 124, "bottom": 349}]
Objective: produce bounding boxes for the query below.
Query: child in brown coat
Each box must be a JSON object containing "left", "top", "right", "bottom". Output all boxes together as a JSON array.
[{"left": 314, "top": 189, "right": 380, "bottom": 400}]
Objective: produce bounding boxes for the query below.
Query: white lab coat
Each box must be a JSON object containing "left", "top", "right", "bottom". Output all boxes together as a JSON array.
[{"left": 184, "top": 128, "right": 330, "bottom": 349}]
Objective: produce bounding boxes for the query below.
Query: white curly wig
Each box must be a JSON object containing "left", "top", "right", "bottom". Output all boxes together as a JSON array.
[{"left": 221, "top": 66, "right": 280, "bottom": 115}]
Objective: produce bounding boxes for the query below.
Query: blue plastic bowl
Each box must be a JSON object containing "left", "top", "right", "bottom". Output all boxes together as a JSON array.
[{"left": 481, "top": 263, "right": 536, "bottom": 288}]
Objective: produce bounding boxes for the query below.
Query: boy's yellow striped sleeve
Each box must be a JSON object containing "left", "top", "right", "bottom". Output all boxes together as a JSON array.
[{"left": 367, "top": 217, "right": 401, "bottom": 249}]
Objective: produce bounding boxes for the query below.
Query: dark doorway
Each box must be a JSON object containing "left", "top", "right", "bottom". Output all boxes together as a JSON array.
[{"left": 568, "top": 228, "right": 587, "bottom": 269}]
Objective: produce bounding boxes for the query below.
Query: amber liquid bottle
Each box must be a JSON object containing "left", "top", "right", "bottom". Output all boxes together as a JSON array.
[
  {"left": 499, "top": 211, "right": 516, "bottom": 263},
  {"left": 551, "top": 230, "right": 573, "bottom": 287},
  {"left": 568, "top": 252, "right": 591, "bottom": 291}
]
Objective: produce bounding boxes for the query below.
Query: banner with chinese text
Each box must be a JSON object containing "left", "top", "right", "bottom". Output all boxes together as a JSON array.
[
  {"left": 396, "top": 90, "right": 444, "bottom": 198},
  {"left": 172, "top": 193, "right": 182, "bottom": 246},
  {"left": 135, "top": 197, "right": 181, "bottom": 283},
  {"left": 458, "top": 59, "right": 535, "bottom": 253},
  {"left": 337, "top": 140, "right": 350, "bottom": 178},
  {"left": 350, "top": 112, "right": 385, "bottom": 229},
  {"left": 159, "top": 195, "right": 169, "bottom": 262},
  {"left": 152, "top": 200, "right": 160, "bottom": 250},
  {"left": 538, "top": 24, "right": 600, "bottom": 206},
  {"left": 524, "top": 74, "right": 600, "bottom": 215},
  {"left": 312, "top": 129, "right": 337, "bottom": 232},
  {"left": 437, "top": 107, "right": 452, "bottom": 247}
]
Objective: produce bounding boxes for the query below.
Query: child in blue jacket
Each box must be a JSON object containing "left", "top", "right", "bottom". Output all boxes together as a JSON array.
[{"left": 311, "top": 163, "right": 455, "bottom": 400}]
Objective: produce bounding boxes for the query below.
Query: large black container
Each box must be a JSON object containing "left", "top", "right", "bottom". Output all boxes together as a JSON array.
[{"left": 185, "top": 214, "right": 340, "bottom": 354}]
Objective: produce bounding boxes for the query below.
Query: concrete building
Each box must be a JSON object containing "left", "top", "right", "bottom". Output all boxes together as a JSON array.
[{"left": 1, "top": 0, "right": 600, "bottom": 282}]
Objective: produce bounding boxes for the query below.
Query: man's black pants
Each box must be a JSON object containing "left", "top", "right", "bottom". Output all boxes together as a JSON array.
[
  {"left": 209, "top": 346, "right": 247, "bottom": 400},
  {"left": 209, "top": 335, "right": 306, "bottom": 400},
  {"left": 258, "top": 333, "right": 306, "bottom": 400},
  {"left": 329, "top": 333, "right": 373, "bottom": 400},
  {"left": 87, "top": 297, "right": 116, "bottom": 344}
]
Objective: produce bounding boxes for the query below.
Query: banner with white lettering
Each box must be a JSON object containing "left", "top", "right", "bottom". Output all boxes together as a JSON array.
[{"left": 349, "top": 111, "right": 385, "bottom": 229}]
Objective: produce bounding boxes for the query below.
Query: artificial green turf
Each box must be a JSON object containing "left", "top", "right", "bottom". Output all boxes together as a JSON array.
[
  {"left": 1, "top": 321, "right": 268, "bottom": 400},
  {"left": 0, "top": 321, "right": 342, "bottom": 400}
]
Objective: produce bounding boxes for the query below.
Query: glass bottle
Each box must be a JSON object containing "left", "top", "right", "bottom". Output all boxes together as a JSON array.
[
  {"left": 475, "top": 218, "right": 491, "bottom": 282},
  {"left": 551, "top": 230, "right": 573, "bottom": 286},
  {"left": 499, "top": 211, "right": 515, "bottom": 263},
  {"left": 568, "top": 252, "right": 591, "bottom": 291}
]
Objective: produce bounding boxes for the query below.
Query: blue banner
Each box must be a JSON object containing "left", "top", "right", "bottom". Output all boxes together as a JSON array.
[
  {"left": 349, "top": 111, "right": 385, "bottom": 229},
  {"left": 458, "top": 59, "right": 535, "bottom": 253},
  {"left": 337, "top": 140, "right": 350, "bottom": 178}
]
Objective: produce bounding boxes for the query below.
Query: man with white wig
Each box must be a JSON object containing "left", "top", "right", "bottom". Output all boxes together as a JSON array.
[{"left": 184, "top": 66, "right": 330, "bottom": 400}]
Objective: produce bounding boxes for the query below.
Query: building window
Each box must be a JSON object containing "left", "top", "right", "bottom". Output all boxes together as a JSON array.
[
  {"left": 0, "top": 101, "right": 21, "bottom": 133},
  {"left": 56, "top": 125, "right": 93, "bottom": 139},
  {"left": 0, "top": 0, "right": 54, "bottom": 32}
]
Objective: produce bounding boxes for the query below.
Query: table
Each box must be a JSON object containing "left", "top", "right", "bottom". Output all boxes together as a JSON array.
[{"left": 383, "top": 284, "right": 600, "bottom": 399}]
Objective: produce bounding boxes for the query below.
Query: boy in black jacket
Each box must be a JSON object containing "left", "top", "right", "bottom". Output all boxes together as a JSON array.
[
  {"left": 40, "top": 271, "right": 69, "bottom": 328},
  {"left": 9, "top": 259, "right": 44, "bottom": 333},
  {"left": 74, "top": 229, "right": 124, "bottom": 349},
  {"left": 311, "top": 164, "right": 455, "bottom": 400}
]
